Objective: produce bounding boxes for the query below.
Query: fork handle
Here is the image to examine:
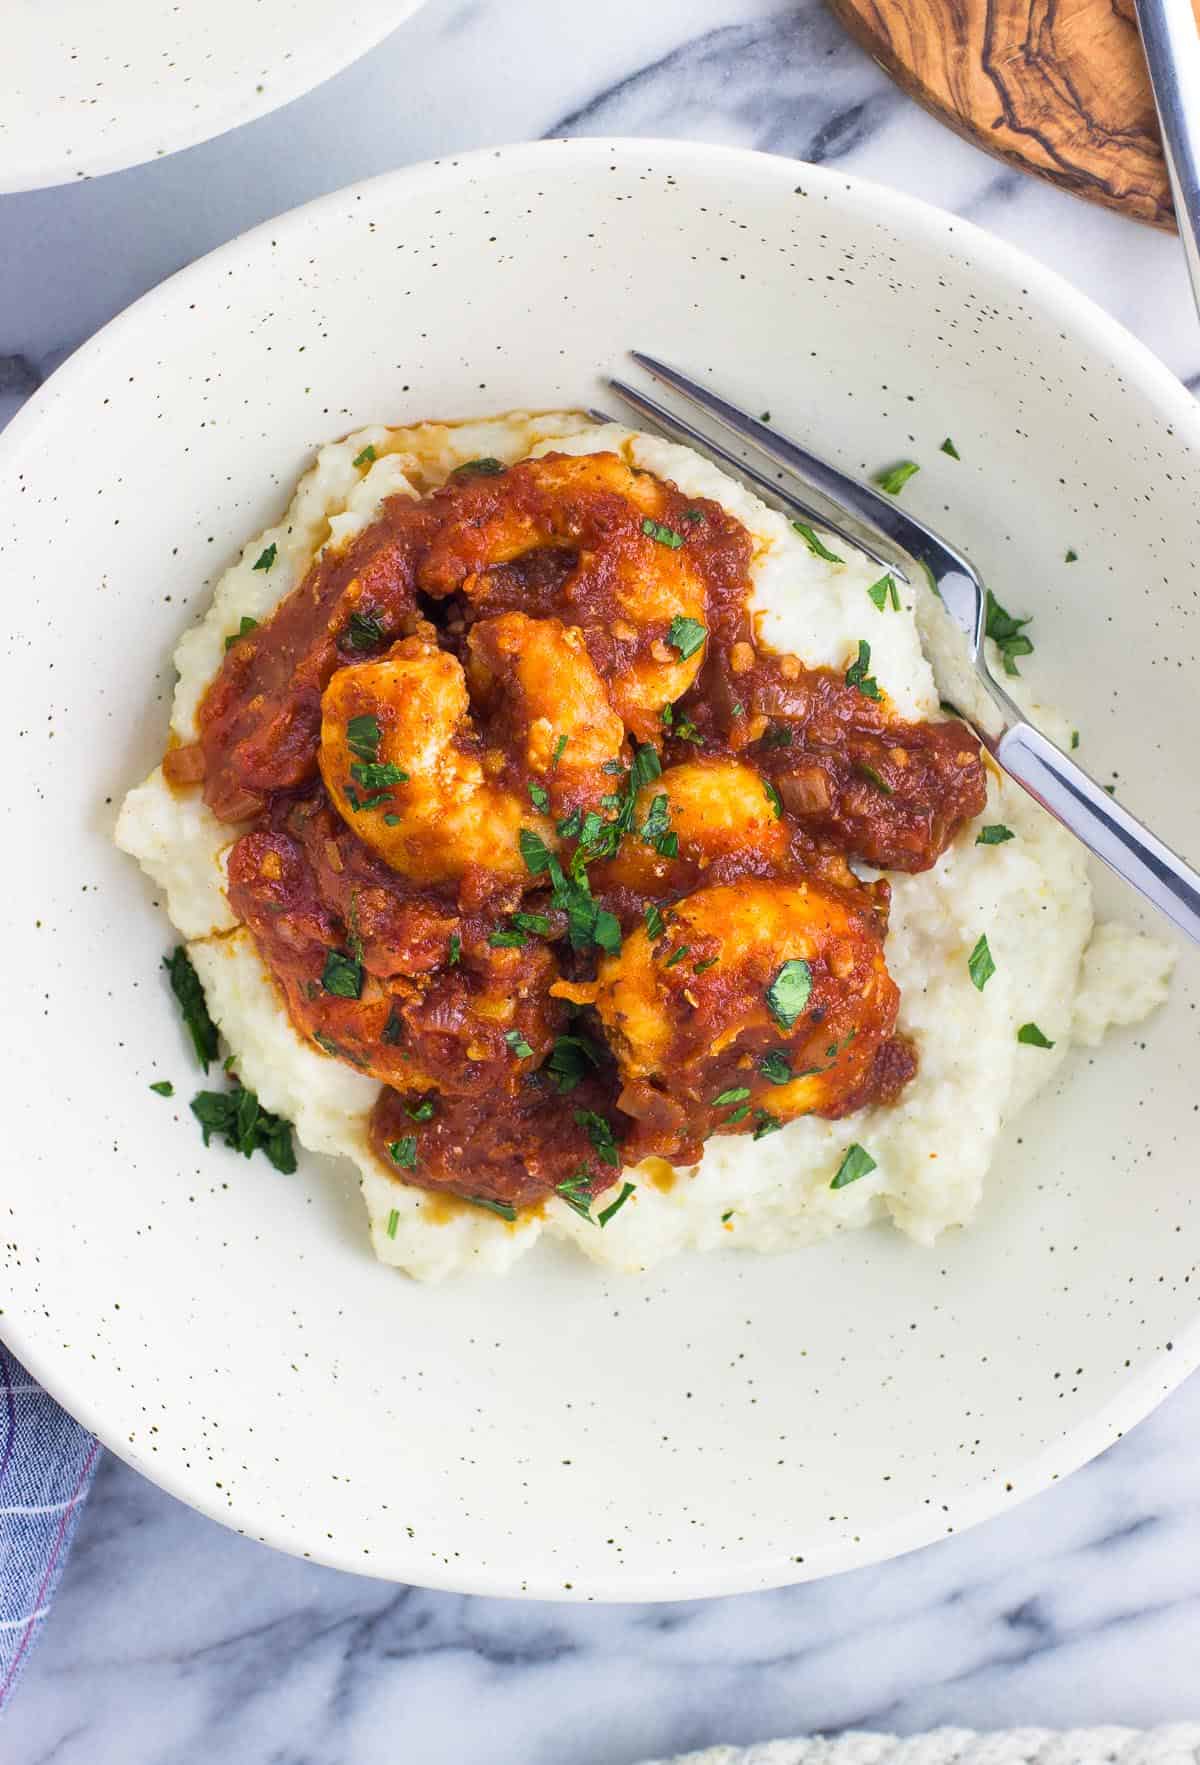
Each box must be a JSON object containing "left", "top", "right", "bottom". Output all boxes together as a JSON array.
[{"left": 993, "top": 720, "right": 1200, "bottom": 946}]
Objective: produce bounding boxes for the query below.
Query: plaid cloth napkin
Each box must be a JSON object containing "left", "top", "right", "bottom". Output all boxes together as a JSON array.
[{"left": 0, "top": 1344, "right": 99, "bottom": 1713}]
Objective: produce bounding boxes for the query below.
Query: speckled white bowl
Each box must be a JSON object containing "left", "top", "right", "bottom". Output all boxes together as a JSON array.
[
  {"left": 1, "top": 139, "right": 1197, "bottom": 1600},
  {"left": 0, "top": 0, "right": 425, "bottom": 192}
]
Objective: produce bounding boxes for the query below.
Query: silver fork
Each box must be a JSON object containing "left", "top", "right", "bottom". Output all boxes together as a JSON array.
[{"left": 608, "top": 351, "right": 1200, "bottom": 947}]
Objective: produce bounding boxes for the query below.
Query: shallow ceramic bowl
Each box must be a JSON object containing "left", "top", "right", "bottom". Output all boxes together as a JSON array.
[
  {"left": 0, "top": 0, "right": 425, "bottom": 192},
  {"left": 1, "top": 140, "right": 1197, "bottom": 1600}
]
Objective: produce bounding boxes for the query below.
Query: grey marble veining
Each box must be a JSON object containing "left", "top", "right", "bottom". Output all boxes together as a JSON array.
[{"left": 4, "top": 0, "right": 1200, "bottom": 1758}]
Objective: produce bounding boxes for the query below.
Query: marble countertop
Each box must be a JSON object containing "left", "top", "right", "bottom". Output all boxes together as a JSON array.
[{"left": 4, "top": 0, "right": 1200, "bottom": 1758}]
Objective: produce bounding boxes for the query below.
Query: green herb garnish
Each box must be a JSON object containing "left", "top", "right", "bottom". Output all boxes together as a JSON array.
[
  {"left": 664, "top": 945, "right": 691, "bottom": 968},
  {"left": 163, "top": 946, "right": 219, "bottom": 1071},
  {"left": 548, "top": 1033, "right": 604, "bottom": 1095},
  {"left": 645, "top": 903, "right": 665, "bottom": 940},
  {"left": 792, "top": 521, "right": 843, "bottom": 563},
  {"left": 753, "top": 1109, "right": 783, "bottom": 1140},
  {"left": 640, "top": 792, "right": 671, "bottom": 844},
  {"left": 855, "top": 762, "right": 893, "bottom": 795},
  {"left": 488, "top": 928, "right": 527, "bottom": 948},
  {"left": 1017, "top": 1022, "right": 1055, "bottom": 1048},
  {"left": 831, "top": 1143, "right": 876, "bottom": 1189},
  {"left": 528, "top": 782, "right": 551, "bottom": 814},
  {"left": 346, "top": 714, "right": 382, "bottom": 762},
  {"left": 386, "top": 1209, "right": 399, "bottom": 1238},
  {"left": 505, "top": 1029, "right": 535, "bottom": 1058},
  {"left": 452, "top": 456, "right": 505, "bottom": 477},
  {"left": 388, "top": 1136, "right": 418, "bottom": 1169},
  {"left": 766, "top": 959, "right": 813, "bottom": 1029},
  {"left": 190, "top": 1081, "right": 296, "bottom": 1172},
  {"left": 667, "top": 615, "right": 707, "bottom": 659},
  {"left": 447, "top": 933, "right": 461, "bottom": 967},
  {"left": 693, "top": 956, "right": 718, "bottom": 974},
  {"left": 759, "top": 1051, "right": 792, "bottom": 1085},
  {"left": 763, "top": 779, "right": 783, "bottom": 820},
  {"left": 467, "top": 1194, "right": 518, "bottom": 1220},
  {"left": 642, "top": 518, "right": 685, "bottom": 549},
  {"left": 350, "top": 760, "right": 408, "bottom": 793},
  {"left": 512, "top": 912, "right": 551, "bottom": 936},
  {"left": 225, "top": 614, "right": 259, "bottom": 650},
  {"left": 555, "top": 1165, "right": 596, "bottom": 1222},
  {"left": 149, "top": 1080, "right": 174, "bottom": 1097},
  {"left": 598, "top": 1181, "right": 636, "bottom": 1227},
  {"left": 381, "top": 1008, "right": 405, "bottom": 1045},
  {"left": 845, "top": 640, "right": 881, "bottom": 701},
  {"left": 874, "top": 460, "right": 920, "bottom": 495},
  {"left": 984, "top": 590, "right": 1034, "bottom": 677},
  {"left": 655, "top": 832, "right": 679, "bottom": 859},
  {"left": 1071, "top": 730, "right": 1080, "bottom": 750},
  {"left": 252, "top": 544, "right": 277, "bottom": 571},
  {"left": 575, "top": 1109, "right": 620, "bottom": 1167},
  {"left": 712, "top": 1086, "right": 752, "bottom": 1107},
  {"left": 867, "top": 574, "right": 900, "bottom": 612},
  {"left": 761, "top": 725, "right": 792, "bottom": 749},
  {"left": 967, "top": 933, "right": 996, "bottom": 991},
  {"left": 346, "top": 610, "right": 385, "bottom": 650},
  {"left": 406, "top": 1099, "right": 436, "bottom": 1121},
  {"left": 976, "top": 825, "right": 1014, "bottom": 846},
  {"left": 940, "top": 438, "right": 960, "bottom": 460},
  {"left": 1065, "top": 548, "right": 1078, "bottom": 563},
  {"left": 321, "top": 949, "right": 363, "bottom": 999},
  {"left": 551, "top": 733, "right": 568, "bottom": 768},
  {"left": 352, "top": 444, "right": 377, "bottom": 468}
]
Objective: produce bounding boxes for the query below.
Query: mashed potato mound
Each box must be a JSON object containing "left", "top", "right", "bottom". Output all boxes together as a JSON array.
[{"left": 116, "top": 412, "right": 1173, "bottom": 1280}]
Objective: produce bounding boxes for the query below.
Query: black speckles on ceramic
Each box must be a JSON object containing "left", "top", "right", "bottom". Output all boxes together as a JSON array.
[
  {"left": 0, "top": 0, "right": 423, "bottom": 193},
  {"left": 0, "top": 139, "right": 1197, "bottom": 1602}
]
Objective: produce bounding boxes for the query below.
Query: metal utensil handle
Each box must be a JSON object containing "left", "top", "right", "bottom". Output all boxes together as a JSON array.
[
  {"left": 1135, "top": 0, "right": 1200, "bottom": 315},
  {"left": 995, "top": 720, "right": 1200, "bottom": 945}
]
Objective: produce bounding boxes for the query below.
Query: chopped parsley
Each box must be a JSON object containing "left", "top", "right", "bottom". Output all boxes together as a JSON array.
[
  {"left": 1017, "top": 1022, "right": 1055, "bottom": 1048},
  {"left": 693, "top": 956, "right": 718, "bottom": 974},
  {"left": 190, "top": 1081, "right": 296, "bottom": 1173},
  {"left": 575, "top": 1108, "right": 620, "bottom": 1167},
  {"left": 683, "top": 508, "right": 705, "bottom": 524},
  {"left": 984, "top": 590, "right": 1034, "bottom": 676},
  {"left": 163, "top": 945, "right": 219, "bottom": 1071},
  {"left": 867, "top": 574, "right": 900, "bottom": 612},
  {"left": 655, "top": 832, "right": 679, "bottom": 859},
  {"left": 505, "top": 1029, "right": 535, "bottom": 1059},
  {"left": 528, "top": 781, "right": 551, "bottom": 814},
  {"left": 452, "top": 456, "right": 505, "bottom": 476},
  {"left": 940, "top": 437, "right": 960, "bottom": 460},
  {"left": 766, "top": 959, "right": 812, "bottom": 1029},
  {"left": 845, "top": 640, "right": 882, "bottom": 701},
  {"left": 639, "top": 792, "right": 671, "bottom": 844},
  {"left": 664, "top": 945, "right": 691, "bottom": 968},
  {"left": 555, "top": 1165, "right": 596, "bottom": 1222},
  {"left": 763, "top": 779, "right": 783, "bottom": 820},
  {"left": 759, "top": 1051, "right": 793, "bottom": 1085},
  {"left": 642, "top": 517, "right": 685, "bottom": 549},
  {"left": 721, "top": 1209, "right": 734, "bottom": 1223},
  {"left": 405, "top": 1098, "right": 436, "bottom": 1121},
  {"left": 225, "top": 614, "right": 259, "bottom": 650},
  {"left": 874, "top": 460, "right": 920, "bottom": 495},
  {"left": 388, "top": 1136, "right": 418, "bottom": 1169},
  {"left": 967, "top": 933, "right": 996, "bottom": 991},
  {"left": 346, "top": 714, "right": 382, "bottom": 762},
  {"left": 551, "top": 733, "right": 568, "bottom": 768},
  {"left": 753, "top": 1109, "right": 783, "bottom": 1140},
  {"left": 792, "top": 520, "right": 842, "bottom": 564},
  {"left": 548, "top": 1033, "right": 604, "bottom": 1094},
  {"left": 831, "top": 1143, "right": 876, "bottom": 1189},
  {"left": 149, "top": 1080, "right": 174, "bottom": 1097},
  {"left": 321, "top": 948, "right": 363, "bottom": 999},
  {"left": 346, "top": 610, "right": 385, "bottom": 651},
  {"left": 645, "top": 903, "right": 666, "bottom": 939},
  {"left": 386, "top": 1209, "right": 399, "bottom": 1238},
  {"left": 1071, "top": 730, "right": 1080, "bottom": 751},
  {"left": 488, "top": 928, "right": 527, "bottom": 948},
  {"left": 712, "top": 1086, "right": 751, "bottom": 1107},
  {"left": 350, "top": 760, "right": 408, "bottom": 792},
  {"left": 1065, "top": 548, "right": 1078, "bottom": 563},
  {"left": 598, "top": 1181, "right": 636, "bottom": 1227},
  {"left": 380, "top": 1008, "right": 405, "bottom": 1045},
  {"left": 512, "top": 912, "right": 551, "bottom": 936},
  {"left": 447, "top": 933, "right": 461, "bottom": 967},
  {"left": 856, "top": 762, "right": 893, "bottom": 795},
  {"left": 252, "top": 544, "right": 277, "bottom": 571},
  {"left": 467, "top": 1194, "right": 518, "bottom": 1220},
  {"left": 667, "top": 615, "right": 707, "bottom": 659},
  {"left": 724, "top": 1104, "right": 751, "bottom": 1125},
  {"left": 760, "top": 725, "right": 792, "bottom": 749},
  {"left": 352, "top": 444, "right": 377, "bottom": 468},
  {"left": 976, "top": 824, "right": 1014, "bottom": 845}
]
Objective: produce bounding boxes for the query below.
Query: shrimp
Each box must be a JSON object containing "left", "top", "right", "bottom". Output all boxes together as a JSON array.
[
  {"left": 319, "top": 633, "right": 532, "bottom": 888},
  {"left": 419, "top": 452, "right": 737, "bottom": 741},
  {"left": 593, "top": 755, "right": 790, "bottom": 895},
  {"left": 559, "top": 877, "right": 903, "bottom": 1163}
]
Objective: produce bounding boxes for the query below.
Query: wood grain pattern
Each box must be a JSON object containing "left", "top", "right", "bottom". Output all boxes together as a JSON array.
[{"left": 826, "top": 0, "right": 1185, "bottom": 227}]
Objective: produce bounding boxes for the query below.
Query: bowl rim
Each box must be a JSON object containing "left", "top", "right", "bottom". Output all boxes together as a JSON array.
[
  {"left": 0, "top": 0, "right": 425, "bottom": 194},
  {"left": 2, "top": 135, "right": 1198, "bottom": 1600}
]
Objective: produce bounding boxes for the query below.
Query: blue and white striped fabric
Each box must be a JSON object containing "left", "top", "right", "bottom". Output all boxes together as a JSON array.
[{"left": 0, "top": 1345, "right": 98, "bottom": 1713}]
